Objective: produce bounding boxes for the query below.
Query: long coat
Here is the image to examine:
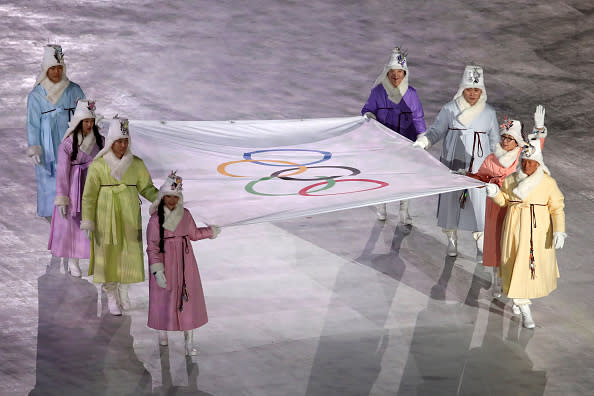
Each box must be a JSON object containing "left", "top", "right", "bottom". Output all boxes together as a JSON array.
[
  {"left": 146, "top": 209, "right": 213, "bottom": 331},
  {"left": 491, "top": 170, "right": 565, "bottom": 299},
  {"left": 48, "top": 135, "right": 103, "bottom": 258},
  {"left": 26, "top": 83, "right": 85, "bottom": 217},
  {"left": 81, "top": 156, "right": 158, "bottom": 284},
  {"left": 425, "top": 100, "right": 499, "bottom": 231},
  {"left": 361, "top": 84, "right": 426, "bottom": 141}
]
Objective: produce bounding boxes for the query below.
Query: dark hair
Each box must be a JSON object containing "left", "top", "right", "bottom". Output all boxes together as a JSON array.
[
  {"left": 70, "top": 121, "right": 104, "bottom": 161},
  {"left": 157, "top": 199, "right": 166, "bottom": 253}
]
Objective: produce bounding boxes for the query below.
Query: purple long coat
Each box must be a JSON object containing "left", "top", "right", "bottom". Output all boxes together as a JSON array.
[
  {"left": 147, "top": 209, "right": 213, "bottom": 331},
  {"left": 48, "top": 135, "right": 102, "bottom": 258},
  {"left": 361, "top": 84, "right": 426, "bottom": 141}
]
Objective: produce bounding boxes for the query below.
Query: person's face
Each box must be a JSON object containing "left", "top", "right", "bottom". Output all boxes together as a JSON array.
[
  {"left": 163, "top": 195, "right": 179, "bottom": 211},
  {"left": 387, "top": 69, "right": 406, "bottom": 88},
  {"left": 500, "top": 134, "right": 518, "bottom": 152},
  {"left": 111, "top": 138, "right": 129, "bottom": 159},
  {"left": 462, "top": 88, "right": 482, "bottom": 106},
  {"left": 81, "top": 118, "right": 95, "bottom": 135},
  {"left": 522, "top": 158, "right": 539, "bottom": 176},
  {"left": 46, "top": 65, "right": 63, "bottom": 83}
]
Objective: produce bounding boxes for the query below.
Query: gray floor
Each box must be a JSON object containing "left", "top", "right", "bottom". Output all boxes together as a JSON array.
[{"left": 1, "top": 1, "right": 593, "bottom": 395}]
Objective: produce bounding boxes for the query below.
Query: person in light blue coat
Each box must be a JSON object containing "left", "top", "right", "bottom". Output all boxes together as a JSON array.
[
  {"left": 27, "top": 44, "right": 85, "bottom": 219},
  {"left": 413, "top": 65, "right": 499, "bottom": 260}
]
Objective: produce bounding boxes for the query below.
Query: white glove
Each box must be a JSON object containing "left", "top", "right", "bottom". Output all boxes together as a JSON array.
[
  {"left": 534, "top": 105, "right": 545, "bottom": 129},
  {"left": 84, "top": 229, "right": 92, "bottom": 241},
  {"left": 209, "top": 225, "right": 221, "bottom": 239},
  {"left": 412, "top": 135, "right": 429, "bottom": 150},
  {"left": 553, "top": 232, "right": 566, "bottom": 249},
  {"left": 452, "top": 168, "right": 467, "bottom": 175},
  {"left": 363, "top": 112, "right": 376, "bottom": 121},
  {"left": 30, "top": 154, "right": 41, "bottom": 166},
  {"left": 58, "top": 205, "right": 68, "bottom": 219},
  {"left": 485, "top": 183, "right": 499, "bottom": 197},
  {"left": 154, "top": 271, "right": 167, "bottom": 289}
]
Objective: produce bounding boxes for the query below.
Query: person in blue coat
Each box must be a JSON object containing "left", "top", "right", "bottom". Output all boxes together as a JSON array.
[
  {"left": 413, "top": 65, "right": 499, "bottom": 261},
  {"left": 27, "top": 44, "right": 86, "bottom": 219},
  {"left": 361, "top": 47, "right": 427, "bottom": 223}
]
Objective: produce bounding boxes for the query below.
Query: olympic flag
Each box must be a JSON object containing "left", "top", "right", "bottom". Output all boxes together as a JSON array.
[{"left": 130, "top": 117, "right": 483, "bottom": 226}]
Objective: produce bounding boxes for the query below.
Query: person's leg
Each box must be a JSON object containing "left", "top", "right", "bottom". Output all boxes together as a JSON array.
[
  {"left": 118, "top": 283, "right": 131, "bottom": 310},
  {"left": 376, "top": 203, "right": 387, "bottom": 221},
  {"left": 473, "top": 231, "right": 484, "bottom": 263},
  {"left": 102, "top": 282, "right": 122, "bottom": 316},
  {"left": 159, "top": 330, "right": 168, "bottom": 346},
  {"left": 513, "top": 299, "right": 534, "bottom": 328},
  {"left": 443, "top": 229, "right": 457, "bottom": 257},
  {"left": 67, "top": 258, "right": 82, "bottom": 277},
  {"left": 184, "top": 330, "right": 198, "bottom": 356},
  {"left": 399, "top": 200, "right": 412, "bottom": 225}
]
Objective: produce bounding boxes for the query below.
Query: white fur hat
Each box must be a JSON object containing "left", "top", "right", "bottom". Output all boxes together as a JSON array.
[
  {"left": 373, "top": 47, "right": 409, "bottom": 87},
  {"left": 499, "top": 118, "right": 527, "bottom": 146},
  {"left": 62, "top": 100, "right": 103, "bottom": 141},
  {"left": 149, "top": 171, "right": 184, "bottom": 215},
  {"left": 95, "top": 117, "right": 130, "bottom": 158},
  {"left": 520, "top": 140, "right": 550, "bottom": 175},
  {"left": 453, "top": 65, "right": 486, "bottom": 100},
  {"left": 35, "top": 44, "right": 67, "bottom": 85}
]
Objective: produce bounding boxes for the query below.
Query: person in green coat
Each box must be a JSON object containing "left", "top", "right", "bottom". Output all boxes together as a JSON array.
[{"left": 81, "top": 117, "right": 158, "bottom": 315}]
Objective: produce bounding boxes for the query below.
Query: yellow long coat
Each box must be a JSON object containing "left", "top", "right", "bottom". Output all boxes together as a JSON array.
[
  {"left": 82, "top": 156, "right": 158, "bottom": 284},
  {"left": 491, "top": 170, "right": 565, "bottom": 299}
]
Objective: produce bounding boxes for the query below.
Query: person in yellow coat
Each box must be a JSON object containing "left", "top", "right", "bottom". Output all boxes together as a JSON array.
[
  {"left": 485, "top": 138, "right": 566, "bottom": 329},
  {"left": 81, "top": 117, "right": 159, "bottom": 315}
]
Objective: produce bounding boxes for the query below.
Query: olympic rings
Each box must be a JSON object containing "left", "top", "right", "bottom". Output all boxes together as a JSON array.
[
  {"left": 245, "top": 176, "right": 336, "bottom": 196},
  {"left": 269, "top": 166, "right": 361, "bottom": 181},
  {"left": 298, "top": 179, "right": 389, "bottom": 196},
  {"left": 217, "top": 159, "right": 308, "bottom": 178},
  {"left": 243, "top": 149, "right": 332, "bottom": 167}
]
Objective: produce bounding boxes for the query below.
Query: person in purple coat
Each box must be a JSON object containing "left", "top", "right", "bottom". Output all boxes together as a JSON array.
[
  {"left": 48, "top": 99, "right": 104, "bottom": 277},
  {"left": 146, "top": 172, "right": 221, "bottom": 355},
  {"left": 362, "top": 47, "right": 427, "bottom": 223}
]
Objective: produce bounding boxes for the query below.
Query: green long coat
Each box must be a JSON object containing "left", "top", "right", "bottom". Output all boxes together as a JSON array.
[{"left": 82, "top": 156, "right": 158, "bottom": 284}]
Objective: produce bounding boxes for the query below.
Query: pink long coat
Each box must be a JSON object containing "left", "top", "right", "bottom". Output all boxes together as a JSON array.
[
  {"left": 146, "top": 209, "right": 213, "bottom": 331},
  {"left": 48, "top": 135, "right": 102, "bottom": 258}
]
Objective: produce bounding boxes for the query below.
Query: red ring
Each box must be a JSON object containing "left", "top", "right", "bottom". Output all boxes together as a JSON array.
[{"left": 298, "top": 178, "right": 389, "bottom": 196}]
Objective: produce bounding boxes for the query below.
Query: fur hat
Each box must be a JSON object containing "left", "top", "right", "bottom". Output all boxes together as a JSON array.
[
  {"left": 149, "top": 171, "right": 184, "bottom": 215},
  {"left": 520, "top": 140, "right": 550, "bottom": 175},
  {"left": 95, "top": 117, "right": 130, "bottom": 158},
  {"left": 499, "top": 117, "right": 527, "bottom": 146},
  {"left": 453, "top": 65, "right": 486, "bottom": 100},
  {"left": 373, "top": 47, "right": 409, "bottom": 87},
  {"left": 35, "top": 44, "right": 67, "bottom": 86},
  {"left": 62, "top": 100, "right": 103, "bottom": 141}
]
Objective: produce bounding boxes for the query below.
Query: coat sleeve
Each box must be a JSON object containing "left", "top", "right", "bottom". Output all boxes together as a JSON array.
[
  {"left": 410, "top": 91, "right": 427, "bottom": 135},
  {"left": 487, "top": 109, "right": 500, "bottom": 152},
  {"left": 547, "top": 178, "right": 565, "bottom": 233},
  {"left": 146, "top": 214, "right": 164, "bottom": 266},
  {"left": 54, "top": 141, "right": 72, "bottom": 206},
  {"left": 186, "top": 210, "right": 214, "bottom": 241},
  {"left": 26, "top": 91, "right": 42, "bottom": 150},
  {"left": 81, "top": 161, "right": 101, "bottom": 230},
  {"left": 491, "top": 176, "right": 512, "bottom": 207},
  {"left": 361, "top": 87, "right": 379, "bottom": 116},
  {"left": 136, "top": 159, "right": 159, "bottom": 202},
  {"left": 424, "top": 105, "right": 450, "bottom": 146}
]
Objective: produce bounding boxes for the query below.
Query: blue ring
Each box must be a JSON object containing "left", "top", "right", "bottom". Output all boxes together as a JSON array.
[{"left": 243, "top": 149, "right": 332, "bottom": 167}]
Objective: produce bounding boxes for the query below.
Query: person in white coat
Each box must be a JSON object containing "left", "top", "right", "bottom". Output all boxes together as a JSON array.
[{"left": 413, "top": 65, "right": 499, "bottom": 260}]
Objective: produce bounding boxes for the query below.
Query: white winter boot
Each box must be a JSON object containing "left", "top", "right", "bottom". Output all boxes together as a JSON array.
[
  {"left": 118, "top": 283, "right": 131, "bottom": 311},
  {"left": 444, "top": 229, "right": 458, "bottom": 257},
  {"left": 67, "top": 258, "right": 82, "bottom": 277},
  {"left": 491, "top": 267, "right": 502, "bottom": 299},
  {"left": 103, "top": 283, "right": 122, "bottom": 316},
  {"left": 184, "top": 330, "right": 198, "bottom": 356},
  {"left": 473, "top": 232, "right": 484, "bottom": 263},
  {"left": 518, "top": 304, "right": 535, "bottom": 329},
  {"left": 376, "top": 203, "right": 387, "bottom": 221},
  {"left": 399, "top": 200, "right": 412, "bottom": 225},
  {"left": 159, "top": 330, "right": 168, "bottom": 346}
]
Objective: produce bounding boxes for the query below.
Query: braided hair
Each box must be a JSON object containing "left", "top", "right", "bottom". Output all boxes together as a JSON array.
[
  {"left": 70, "top": 122, "right": 104, "bottom": 161},
  {"left": 157, "top": 199, "right": 166, "bottom": 253}
]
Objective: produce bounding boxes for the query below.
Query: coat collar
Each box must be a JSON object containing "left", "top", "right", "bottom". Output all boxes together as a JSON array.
[
  {"left": 163, "top": 205, "right": 184, "bottom": 231},
  {"left": 494, "top": 144, "right": 521, "bottom": 168},
  {"left": 512, "top": 167, "right": 544, "bottom": 200},
  {"left": 103, "top": 150, "right": 134, "bottom": 181}
]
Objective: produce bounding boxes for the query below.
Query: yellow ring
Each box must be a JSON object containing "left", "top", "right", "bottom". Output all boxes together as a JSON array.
[{"left": 217, "top": 160, "right": 308, "bottom": 178}]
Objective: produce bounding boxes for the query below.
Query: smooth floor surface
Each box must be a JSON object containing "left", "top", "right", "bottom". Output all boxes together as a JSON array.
[{"left": 1, "top": 1, "right": 593, "bottom": 395}]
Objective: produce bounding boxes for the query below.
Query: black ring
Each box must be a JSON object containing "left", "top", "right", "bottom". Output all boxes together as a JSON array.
[{"left": 269, "top": 166, "right": 361, "bottom": 181}]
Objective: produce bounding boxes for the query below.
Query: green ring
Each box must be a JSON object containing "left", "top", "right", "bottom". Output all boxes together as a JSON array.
[{"left": 245, "top": 176, "right": 336, "bottom": 196}]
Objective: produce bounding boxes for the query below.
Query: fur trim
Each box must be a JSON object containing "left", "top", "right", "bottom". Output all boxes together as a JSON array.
[
  {"left": 494, "top": 144, "right": 520, "bottom": 168},
  {"left": 27, "top": 145, "right": 42, "bottom": 157},
  {"left": 40, "top": 76, "right": 70, "bottom": 105},
  {"left": 512, "top": 167, "right": 544, "bottom": 200},
  {"left": 381, "top": 75, "right": 409, "bottom": 104},
  {"left": 80, "top": 219, "right": 94, "bottom": 231},
  {"left": 103, "top": 150, "right": 134, "bottom": 181},
  {"left": 54, "top": 195, "right": 70, "bottom": 206},
  {"left": 79, "top": 131, "right": 96, "bottom": 154},
  {"left": 455, "top": 94, "right": 486, "bottom": 127},
  {"left": 364, "top": 112, "right": 377, "bottom": 120},
  {"left": 531, "top": 127, "right": 547, "bottom": 139},
  {"left": 163, "top": 205, "right": 184, "bottom": 231},
  {"left": 149, "top": 262, "right": 164, "bottom": 274}
]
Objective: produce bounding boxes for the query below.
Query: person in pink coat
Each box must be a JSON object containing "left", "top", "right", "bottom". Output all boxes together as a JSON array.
[
  {"left": 48, "top": 99, "right": 103, "bottom": 276},
  {"left": 468, "top": 106, "right": 547, "bottom": 298},
  {"left": 146, "top": 172, "right": 221, "bottom": 355}
]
